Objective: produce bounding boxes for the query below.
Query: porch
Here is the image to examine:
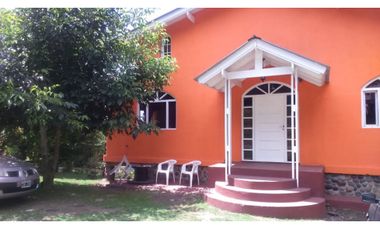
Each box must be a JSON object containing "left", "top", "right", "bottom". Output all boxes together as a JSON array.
[
  {"left": 207, "top": 161, "right": 325, "bottom": 197},
  {"left": 195, "top": 36, "right": 330, "bottom": 218},
  {"left": 205, "top": 161, "right": 326, "bottom": 219}
]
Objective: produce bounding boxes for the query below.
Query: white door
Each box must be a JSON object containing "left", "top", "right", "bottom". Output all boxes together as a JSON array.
[{"left": 253, "top": 94, "right": 286, "bottom": 162}]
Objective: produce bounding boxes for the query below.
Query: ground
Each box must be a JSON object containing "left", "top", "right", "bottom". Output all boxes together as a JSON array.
[
  {"left": 0, "top": 173, "right": 367, "bottom": 221},
  {"left": 325, "top": 205, "right": 367, "bottom": 221},
  {"left": 108, "top": 182, "right": 367, "bottom": 221}
]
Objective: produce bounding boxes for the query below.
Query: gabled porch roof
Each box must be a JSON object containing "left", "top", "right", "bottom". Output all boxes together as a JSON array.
[{"left": 195, "top": 36, "right": 330, "bottom": 91}]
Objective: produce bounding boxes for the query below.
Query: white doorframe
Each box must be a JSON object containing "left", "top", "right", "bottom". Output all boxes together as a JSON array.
[{"left": 241, "top": 81, "right": 292, "bottom": 163}]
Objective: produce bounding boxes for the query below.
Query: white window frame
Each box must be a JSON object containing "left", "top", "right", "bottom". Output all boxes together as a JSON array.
[
  {"left": 161, "top": 36, "right": 171, "bottom": 57},
  {"left": 138, "top": 92, "right": 176, "bottom": 130},
  {"left": 361, "top": 78, "right": 380, "bottom": 128}
]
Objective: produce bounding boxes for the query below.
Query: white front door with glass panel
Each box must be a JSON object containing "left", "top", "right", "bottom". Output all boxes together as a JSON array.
[
  {"left": 242, "top": 82, "right": 293, "bottom": 163},
  {"left": 253, "top": 94, "right": 286, "bottom": 162}
]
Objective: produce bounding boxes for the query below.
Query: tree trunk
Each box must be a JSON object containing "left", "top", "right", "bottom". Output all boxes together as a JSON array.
[
  {"left": 51, "top": 125, "right": 62, "bottom": 176},
  {"left": 40, "top": 124, "right": 62, "bottom": 188},
  {"left": 39, "top": 124, "right": 52, "bottom": 188}
]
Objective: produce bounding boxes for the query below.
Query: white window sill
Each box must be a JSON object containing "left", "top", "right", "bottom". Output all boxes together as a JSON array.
[{"left": 362, "top": 125, "right": 380, "bottom": 128}]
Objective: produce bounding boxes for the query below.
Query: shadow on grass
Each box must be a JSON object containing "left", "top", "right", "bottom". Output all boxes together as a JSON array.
[{"left": 0, "top": 172, "right": 217, "bottom": 221}]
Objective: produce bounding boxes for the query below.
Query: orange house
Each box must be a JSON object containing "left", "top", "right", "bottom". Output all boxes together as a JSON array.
[{"left": 104, "top": 8, "right": 380, "bottom": 218}]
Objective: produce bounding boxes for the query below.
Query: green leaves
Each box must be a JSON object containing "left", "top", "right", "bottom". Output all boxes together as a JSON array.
[{"left": 0, "top": 8, "right": 176, "bottom": 139}]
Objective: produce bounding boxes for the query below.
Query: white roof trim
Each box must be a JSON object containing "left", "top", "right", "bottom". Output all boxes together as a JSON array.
[
  {"left": 195, "top": 36, "right": 330, "bottom": 91},
  {"left": 149, "top": 8, "right": 201, "bottom": 27}
]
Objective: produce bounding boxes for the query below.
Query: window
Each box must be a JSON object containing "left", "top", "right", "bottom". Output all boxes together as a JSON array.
[
  {"left": 161, "top": 37, "right": 171, "bottom": 57},
  {"left": 362, "top": 78, "right": 380, "bottom": 127},
  {"left": 139, "top": 92, "right": 176, "bottom": 129}
]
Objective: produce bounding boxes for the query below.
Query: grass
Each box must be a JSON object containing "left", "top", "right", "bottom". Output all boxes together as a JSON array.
[{"left": 0, "top": 172, "right": 274, "bottom": 221}]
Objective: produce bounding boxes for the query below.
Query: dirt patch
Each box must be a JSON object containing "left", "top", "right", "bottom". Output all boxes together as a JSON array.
[
  {"left": 0, "top": 187, "right": 118, "bottom": 221},
  {"left": 325, "top": 205, "right": 367, "bottom": 221},
  {"left": 105, "top": 180, "right": 209, "bottom": 207}
]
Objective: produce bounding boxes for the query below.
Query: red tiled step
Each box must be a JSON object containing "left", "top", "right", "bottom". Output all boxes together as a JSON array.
[
  {"left": 206, "top": 191, "right": 326, "bottom": 219},
  {"left": 215, "top": 181, "right": 311, "bottom": 202},
  {"left": 228, "top": 175, "right": 297, "bottom": 190}
]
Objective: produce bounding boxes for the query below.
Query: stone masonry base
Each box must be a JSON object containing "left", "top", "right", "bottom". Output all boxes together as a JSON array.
[{"left": 325, "top": 173, "right": 380, "bottom": 198}]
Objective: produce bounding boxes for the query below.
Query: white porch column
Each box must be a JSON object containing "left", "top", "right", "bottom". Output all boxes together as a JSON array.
[
  {"left": 295, "top": 69, "right": 300, "bottom": 187},
  {"left": 224, "top": 75, "right": 232, "bottom": 182},
  {"left": 290, "top": 64, "right": 300, "bottom": 187},
  {"left": 290, "top": 64, "right": 295, "bottom": 180}
]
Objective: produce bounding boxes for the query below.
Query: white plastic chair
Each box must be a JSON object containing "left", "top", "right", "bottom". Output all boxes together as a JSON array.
[
  {"left": 179, "top": 160, "right": 201, "bottom": 187},
  {"left": 155, "top": 159, "right": 177, "bottom": 185}
]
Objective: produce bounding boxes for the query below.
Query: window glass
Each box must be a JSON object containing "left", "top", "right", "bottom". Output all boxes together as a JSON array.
[
  {"left": 246, "top": 87, "right": 265, "bottom": 95},
  {"left": 367, "top": 79, "right": 380, "bottom": 88},
  {"left": 162, "top": 94, "right": 174, "bottom": 100},
  {"left": 287, "top": 106, "right": 291, "bottom": 116},
  {"left": 158, "top": 92, "right": 166, "bottom": 99},
  {"left": 362, "top": 78, "right": 380, "bottom": 127},
  {"left": 244, "top": 97, "right": 252, "bottom": 107},
  {"left": 287, "top": 151, "right": 292, "bottom": 162},
  {"left": 149, "top": 102, "right": 167, "bottom": 128},
  {"left": 243, "top": 129, "right": 252, "bottom": 138},
  {"left": 258, "top": 84, "right": 269, "bottom": 93},
  {"left": 243, "top": 140, "right": 252, "bottom": 149},
  {"left": 161, "top": 37, "right": 171, "bottom": 56},
  {"left": 365, "top": 92, "right": 377, "bottom": 125},
  {"left": 169, "top": 101, "right": 176, "bottom": 128},
  {"left": 244, "top": 150, "right": 253, "bottom": 160},
  {"left": 269, "top": 83, "right": 281, "bottom": 93},
  {"left": 139, "top": 104, "right": 146, "bottom": 122},
  {"left": 243, "top": 119, "right": 252, "bottom": 127},
  {"left": 139, "top": 92, "right": 176, "bottom": 129},
  {"left": 275, "top": 86, "right": 291, "bottom": 93},
  {"left": 243, "top": 108, "right": 252, "bottom": 117},
  {"left": 287, "top": 129, "right": 292, "bottom": 139}
]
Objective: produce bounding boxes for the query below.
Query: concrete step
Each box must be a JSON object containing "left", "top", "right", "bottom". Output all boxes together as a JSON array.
[
  {"left": 206, "top": 190, "right": 326, "bottom": 219},
  {"left": 231, "top": 165, "right": 292, "bottom": 178},
  {"left": 228, "top": 175, "right": 297, "bottom": 190},
  {"left": 215, "top": 181, "right": 311, "bottom": 202}
]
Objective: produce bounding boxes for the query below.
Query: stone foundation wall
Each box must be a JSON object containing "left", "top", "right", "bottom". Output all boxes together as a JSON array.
[{"left": 325, "top": 173, "right": 380, "bottom": 197}]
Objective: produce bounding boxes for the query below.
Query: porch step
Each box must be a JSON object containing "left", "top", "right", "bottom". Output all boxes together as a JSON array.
[
  {"left": 231, "top": 166, "right": 291, "bottom": 178},
  {"left": 228, "top": 175, "right": 297, "bottom": 190},
  {"left": 206, "top": 190, "right": 326, "bottom": 219},
  {"left": 215, "top": 181, "right": 311, "bottom": 202}
]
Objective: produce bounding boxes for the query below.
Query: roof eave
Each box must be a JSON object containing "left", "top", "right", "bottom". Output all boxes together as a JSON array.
[
  {"left": 149, "top": 8, "right": 201, "bottom": 27},
  {"left": 195, "top": 37, "right": 330, "bottom": 90}
]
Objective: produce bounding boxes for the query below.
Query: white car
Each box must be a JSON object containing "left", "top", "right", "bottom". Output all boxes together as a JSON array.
[{"left": 0, "top": 155, "right": 40, "bottom": 199}]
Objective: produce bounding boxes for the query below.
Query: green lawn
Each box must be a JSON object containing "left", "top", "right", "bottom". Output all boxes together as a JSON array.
[{"left": 0, "top": 173, "right": 274, "bottom": 221}]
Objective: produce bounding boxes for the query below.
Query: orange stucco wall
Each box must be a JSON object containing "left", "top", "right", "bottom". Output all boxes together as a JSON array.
[{"left": 104, "top": 8, "right": 380, "bottom": 176}]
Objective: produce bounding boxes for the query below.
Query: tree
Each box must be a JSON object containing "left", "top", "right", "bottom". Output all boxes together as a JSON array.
[{"left": 0, "top": 8, "right": 176, "bottom": 188}]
